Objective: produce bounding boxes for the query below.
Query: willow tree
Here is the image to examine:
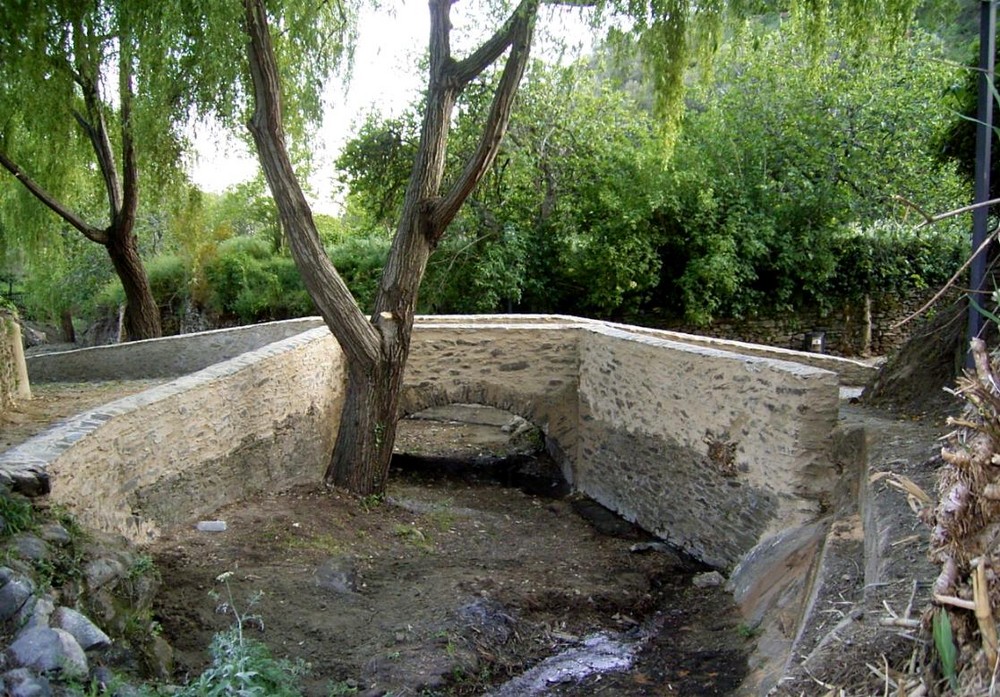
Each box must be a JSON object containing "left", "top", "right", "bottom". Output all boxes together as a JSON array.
[
  {"left": 0, "top": 1, "right": 348, "bottom": 341},
  {"left": 244, "top": 0, "right": 922, "bottom": 495},
  {"left": 0, "top": 3, "right": 172, "bottom": 339}
]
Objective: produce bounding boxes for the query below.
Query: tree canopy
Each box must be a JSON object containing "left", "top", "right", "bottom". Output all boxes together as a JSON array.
[
  {"left": 0, "top": 0, "right": 355, "bottom": 338},
  {"left": 242, "top": 0, "right": 942, "bottom": 496}
]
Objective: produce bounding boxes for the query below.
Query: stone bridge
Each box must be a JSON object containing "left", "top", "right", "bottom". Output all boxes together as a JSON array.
[{"left": 4, "top": 315, "right": 871, "bottom": 573}]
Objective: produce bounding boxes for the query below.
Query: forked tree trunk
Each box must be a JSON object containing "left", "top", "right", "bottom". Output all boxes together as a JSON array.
[
  {"left": 0, "top": 15, "right": 162, "bottom": 343},
  {"left": 244, "top": 0, "right": 537, "bottom": 495}
]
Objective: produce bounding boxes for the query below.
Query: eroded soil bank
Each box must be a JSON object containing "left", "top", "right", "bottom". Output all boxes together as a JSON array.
[{"left": 149, "top": 408, "right": 752, "bottom": 696}]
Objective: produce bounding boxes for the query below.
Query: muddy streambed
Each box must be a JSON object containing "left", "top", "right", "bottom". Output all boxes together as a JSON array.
[{"left": 150, "top": 405, "right": 750, "bottom": 696}]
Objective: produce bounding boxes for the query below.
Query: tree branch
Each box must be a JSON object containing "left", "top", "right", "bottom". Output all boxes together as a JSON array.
[
  {"left": 891, "top": 223, "right": 1000, "bottom": 330},
  {"left": 243, "top": 0, "right": 379, "bottom": 365},
  {"left": 429, "top": 1, "right": 538, "bottom": 238},
  {"left": 905, "top": 195, "right": 1000, "bottom": 229},
  {"left": 117, "top": 22, "right": 139, "bottom": 238},
  {"left": 452, "top": 0, "right": 536, "bottom": 86},
  {"left": 0, "top": 150, "right": 108, "bottom": 244},
  {"left": 71, "top": 16, "right": 122, "bottom": 225}
]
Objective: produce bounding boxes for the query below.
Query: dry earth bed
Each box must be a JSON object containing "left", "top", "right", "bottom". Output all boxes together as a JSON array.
[{"left": 2, "top": 389, "right": 752, "bottom": 695}]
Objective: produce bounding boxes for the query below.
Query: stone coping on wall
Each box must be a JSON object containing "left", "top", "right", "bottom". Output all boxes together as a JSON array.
[
  {"left": 418, "top": 315, "right": 874, "bottom": 385},
  {"left": 26, "top": 316, "right": 328, "bottom": 382},
  {"left": 4, "top": 327, "right": 343, "bottom": 540},
  {"left": 26, "top": 313, "right": 870, "bottom": 387}
]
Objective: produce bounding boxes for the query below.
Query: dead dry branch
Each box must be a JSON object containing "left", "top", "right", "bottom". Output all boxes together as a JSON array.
[{"left": 923, "top": 338, "right": 1000, "bottom": 693}]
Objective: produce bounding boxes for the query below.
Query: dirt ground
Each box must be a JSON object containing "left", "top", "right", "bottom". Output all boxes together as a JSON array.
[
  {"left": 0, "top": 379, "right": 168, "bottom": 452},
  {"left": 1, "top": 391, "right": 751, "bottom": 696}
]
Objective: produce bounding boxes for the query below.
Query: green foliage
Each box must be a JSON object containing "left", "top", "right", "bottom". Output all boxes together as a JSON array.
[
  {"left": 654, "top": 29, "right": 968, "bottom": 323},
  {"left": 150, "top": 571, "right": 310, "bottom": 697},
  {"left": 0, "top": 493, "right": 35, "bottom": 538},
  {"left": 0, "top": 0, "right": 356, "bottom": 330},
  {"left": 327, "top": 681, "right": 360, "bottom": 696},
  {"left": 341, "top": 29, "right": 964, "bottom": 326},
  {"left": 202, "top": 237, "right": 314, "bottom": 323},
  {"left": 163, "top": 626, "right": 307, "bottom": 696},
  {"left": 0, "top": 2, "right": 188, "bottom": 254},
  {"left": 422, "top": 223, "right": 530, "bottom": 314},
  {"left": 933, "top": 608, "right": 959, "bottom": 692},
  {"left": 17, "top": 231, "right": 116, "bottom": 325},
  {"left": 822, "top": 222, "right": 965, "bottom": 301},
  {"left": 325, "top": 234, "right": 392, "bottom": 313},
  {"left": 415, "top": 61, "right": 667, "bottom": 317},
  {"left": 336, "top": 112, "right": 419, "bottom": 231},
  {"left": 146, "top": 254, "right": 192, "bottom": 311}
]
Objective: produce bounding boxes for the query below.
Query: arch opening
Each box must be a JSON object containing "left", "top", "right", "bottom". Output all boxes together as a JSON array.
[{"left": 392, "top": 402, "right": 570, "bottom": 499}]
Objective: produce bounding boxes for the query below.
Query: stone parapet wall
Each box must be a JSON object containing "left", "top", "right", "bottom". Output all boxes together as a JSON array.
[
  {"left": 402, "top": 322, "right": 582, "bottom": 480},
  {"left": 5, "top": 327, "right": 343, "bottom": 540},
  {"left": 26, "top": 316, "right": 326, "bottom": 382},
  {"left": 10, "top": 315, "right": 843, "bottom": 572},
  {"left": 576, "top": 326, "right": 839, "bottom": 569}
]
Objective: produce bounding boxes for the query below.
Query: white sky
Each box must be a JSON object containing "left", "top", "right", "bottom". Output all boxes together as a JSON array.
[
  {"left": 188, "top": 2, "right": 595, "bottom": 213},
  {"left": 189, "top": 1, "right": 429, "bottom": 211}
]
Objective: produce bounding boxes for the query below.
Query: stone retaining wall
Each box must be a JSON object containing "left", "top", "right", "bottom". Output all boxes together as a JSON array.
[
  {"left": 9, "top": 315, "right": 843, "bottom": 571},
  {"left": 576, "top": 326, "right": 838, "bottom": 568}
]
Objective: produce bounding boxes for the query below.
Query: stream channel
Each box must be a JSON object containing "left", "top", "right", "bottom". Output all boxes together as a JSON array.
[{"left": 151, "top": 404, "right": 751, "bottom": 696}]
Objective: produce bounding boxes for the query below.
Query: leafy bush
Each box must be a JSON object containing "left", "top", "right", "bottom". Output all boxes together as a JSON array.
[
  {"left": 649, "top": 30, "right": 968, "bottom": 324},
  {"left": 821, "top": 221, "right": 966, "bottom": 304},
  {"left": 326, "top": 234, "right": 391, "bottom": 313},
  {"left": 166, "top": 626, "right": 308, "bottom": 697},
  {"left": 422, "top": 223, "right": 529, "bottom": 314},
  {"left": 0, "top": 493, "right": 35, "bottom": 537},
  {"left": 146, "top": 254, "right": 191, "bottom": 308},
  {"left": 201, "top": 237, "right": 311, "bottom": 323}
]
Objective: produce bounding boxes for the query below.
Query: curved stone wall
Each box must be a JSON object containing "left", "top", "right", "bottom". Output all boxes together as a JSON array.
[
  {"left": 5, "top": 327, "right": 344, "bottom": 540},
  {"left": 9, "top": 315, "right": 844, "bottom": 571}
]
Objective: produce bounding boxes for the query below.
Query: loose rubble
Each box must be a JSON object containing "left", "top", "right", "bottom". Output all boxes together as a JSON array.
[{"left": 0, "top": 486, "right": 167, "bottom": 696}]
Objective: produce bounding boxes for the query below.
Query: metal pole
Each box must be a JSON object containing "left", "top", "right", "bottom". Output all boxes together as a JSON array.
[{"left": 969, "top": 0, "right": 997, "bottom": 359}]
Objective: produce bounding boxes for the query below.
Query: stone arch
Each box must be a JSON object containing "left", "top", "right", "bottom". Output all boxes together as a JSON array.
[{"left": 399, "top": 380, "right": 579, "bottom": 485}]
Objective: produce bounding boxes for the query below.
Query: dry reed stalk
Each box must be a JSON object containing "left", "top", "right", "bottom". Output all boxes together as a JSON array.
[{"left": 975, "top": 560, "right": 999, "bottom": 670}]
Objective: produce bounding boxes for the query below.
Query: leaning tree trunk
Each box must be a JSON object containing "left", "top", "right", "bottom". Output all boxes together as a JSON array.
[{"left": 106, "top": 229, "right": 161, "bottom": 342}]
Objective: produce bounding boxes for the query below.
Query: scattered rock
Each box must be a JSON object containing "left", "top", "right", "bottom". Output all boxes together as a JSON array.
[
  {"left": 24, "top": 597, "right": 54, "bottom": 629},
  {"left": 84, "top": 557, "right": 126, "bottom": 591},
  {"left": 693, "top": 571, "right": 726, "bottom": 588},
  {"left": 458, "top": 598, "right": 516, "bottom": 644},
  {"left": 51, "top": 607, "right": 111, "bottom": 651},
  {"left": 18, "top": 325, "right": 48, "bottom": 349},
  {"left": 7, "top": 626, "right": 88, "bottom": 679},
  {"left": 0, "top": 571, "right": 35, "bottom": 622},
  {"left": 36, "top": 524, "right": 71, "bottom": 547},
  {"left": 314, "top": 557, "right": 357, "bottom": 594},
  {"left": 2, "top": 667, "right": 51, "bottom": 697},
  {"left": 144, "top": 635, "right": 174, "bottom": 681},
  {"left": 9, "top": 534, "right": 48, "bottom": 563}
]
